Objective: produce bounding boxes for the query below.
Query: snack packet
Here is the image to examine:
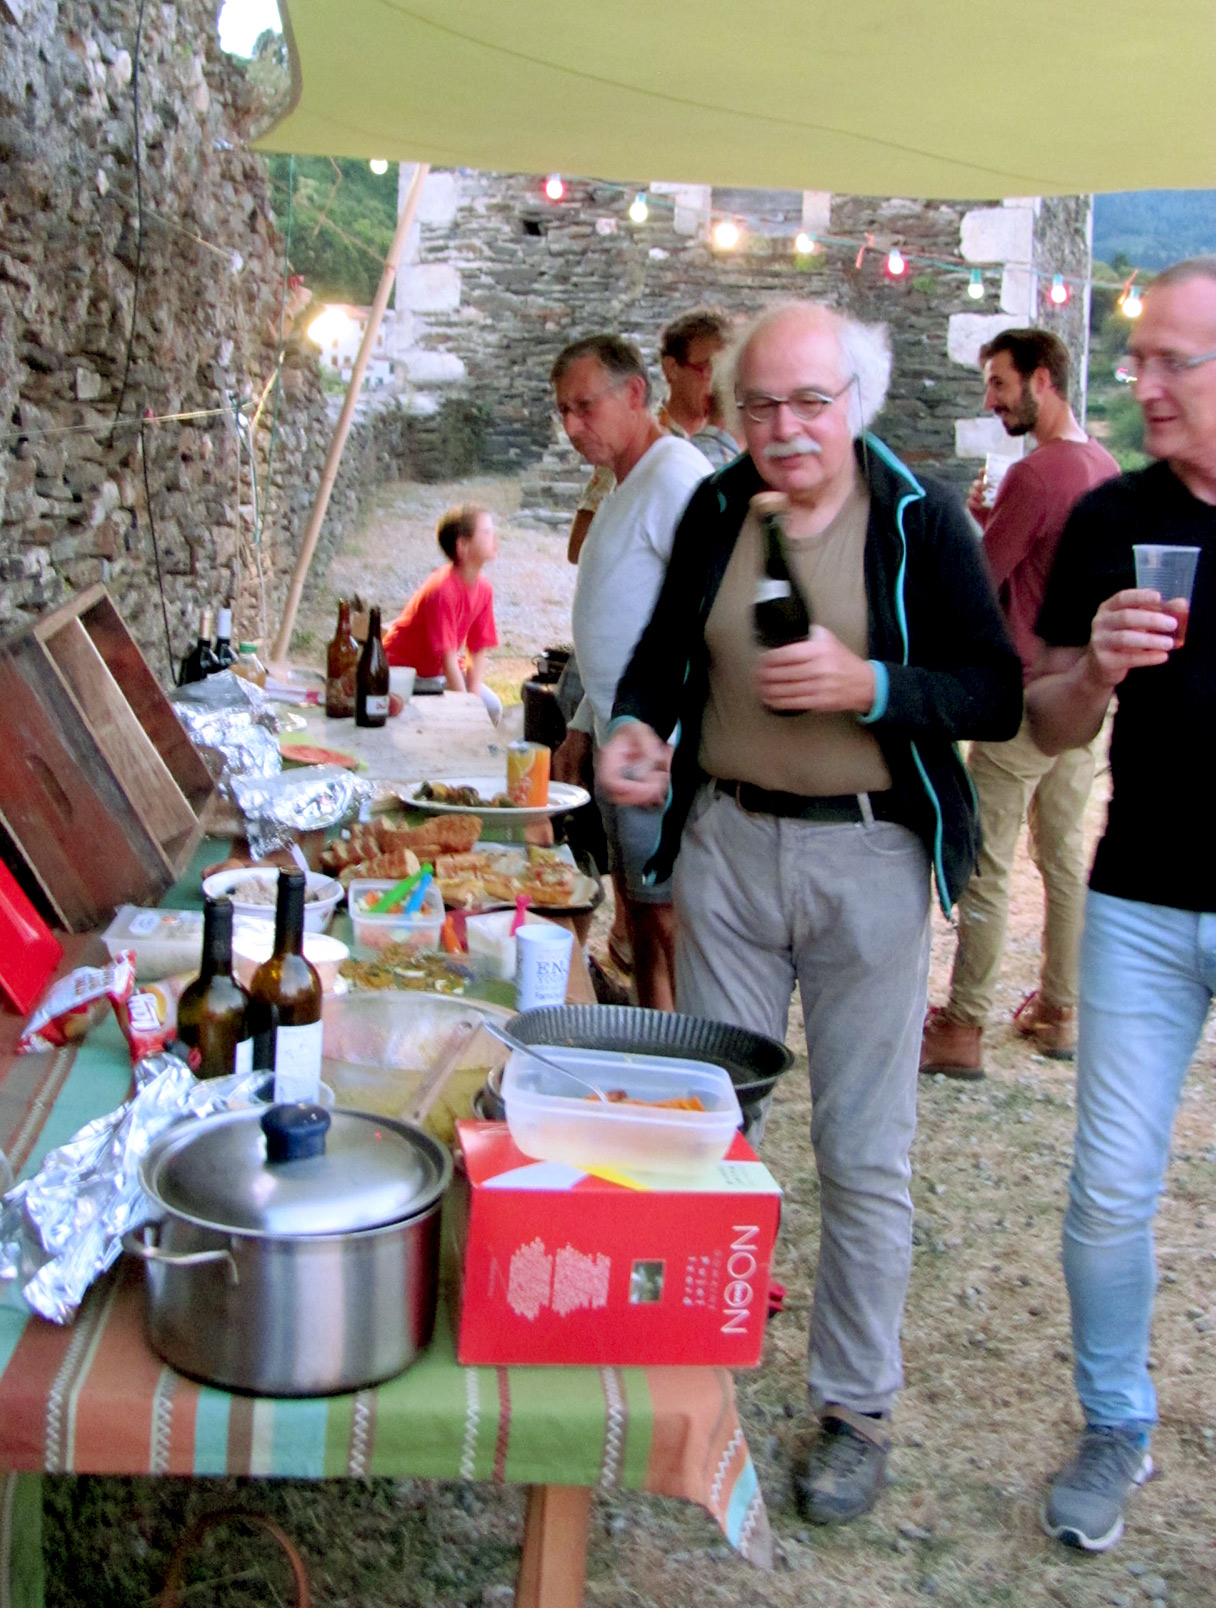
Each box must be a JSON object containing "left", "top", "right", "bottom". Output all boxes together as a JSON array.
[
  {"left": 18, "top": 953, "right": 137, "bottom": 1054},
  {"left": 115, "top": 973, "right": 192, "bottom": 1064}
]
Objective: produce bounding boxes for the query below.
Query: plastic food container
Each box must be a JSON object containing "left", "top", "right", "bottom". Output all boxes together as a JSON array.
[
  {"left": 464, "top": 910, "right": 518, "bottom": 982},
  {"left": 231, "top": 928, "right": 350, "bottom": 992},
  {"left": 102, "top": 906, "right": 205, "bottom": 979},
  {"left": 501, "top": 1047, "right": 742, "bottom": 1176},
  {"left": 321, "top": 990, "right": 495, "bottom": 1120},
  {"left": 201, "top": 867, "right": 342, "bottom": 933},
  {"left": 347, "top": 879, "right": 445, "bottom": 955}
]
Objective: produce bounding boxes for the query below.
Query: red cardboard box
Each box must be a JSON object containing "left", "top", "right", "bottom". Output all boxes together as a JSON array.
[{"left": 450, "top": 1121, "right": 782, "bottom": 1367}]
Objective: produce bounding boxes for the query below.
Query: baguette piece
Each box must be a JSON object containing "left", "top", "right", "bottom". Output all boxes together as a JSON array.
[{"left": 338, "top": 845, "right": 421, "bottom": 889}]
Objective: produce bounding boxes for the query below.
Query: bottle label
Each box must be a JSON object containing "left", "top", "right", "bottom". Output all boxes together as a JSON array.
[
  {"left": 235, "top": 1035, "right": 253, "bottom": 1077},
  {"left": 272, "top": 1019, "right": 323, "bottom": 1104},
  {"left": 754, "top": 578, "right": 793, "bottom": 604},
  {"left": 363, "top": 694, "right": 390, "bottom": 717}
]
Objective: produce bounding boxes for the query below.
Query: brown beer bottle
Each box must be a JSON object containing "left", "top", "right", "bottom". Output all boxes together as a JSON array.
[
  {"left": 355, "top": 605, "right": 390, "bottom": 728},
  {"left": 325, "top": 599, "right": 359, "bottom": 718},
  {"left": 176, "top": 896, "right": 252, "bottom": 1078},
  {"left": 246, "top": 871, "right": 323, "bottom": 1103}
]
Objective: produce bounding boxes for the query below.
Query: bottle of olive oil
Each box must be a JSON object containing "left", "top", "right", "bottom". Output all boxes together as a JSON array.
[{"left": 246, "top": 871, "right": 323, "bottom": 1103}]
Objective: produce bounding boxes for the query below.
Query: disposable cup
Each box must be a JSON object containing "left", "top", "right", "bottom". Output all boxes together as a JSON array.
[
  {"left": 515, "top": 923, "right": 574, "bottom": 1011},
  {"left": 1132, "top": 544, "right": 1201, "bottom": 647},
  {"left": 982, "top": 453, "right": 1018, "bottom": 508}
]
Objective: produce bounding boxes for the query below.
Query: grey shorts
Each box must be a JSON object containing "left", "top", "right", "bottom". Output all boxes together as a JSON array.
[{"left": 593, "top": 773, "right": 672, "bottom": 905}]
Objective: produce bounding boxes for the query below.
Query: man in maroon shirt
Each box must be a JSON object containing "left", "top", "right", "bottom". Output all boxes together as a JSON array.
[{"left": 922, "top": 329, "right": 1119, "bottom": 1077}]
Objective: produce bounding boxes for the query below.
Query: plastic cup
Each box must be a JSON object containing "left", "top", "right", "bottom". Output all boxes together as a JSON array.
[
  {"left": 515, "top": 923, "right": 574, "bottom": 1010},
  {"left": 1133, "top": 544, "right": 1201, "bottom": 647},
  {"left": 982, "top": 453, "right": 1018, "bottom": 508}
]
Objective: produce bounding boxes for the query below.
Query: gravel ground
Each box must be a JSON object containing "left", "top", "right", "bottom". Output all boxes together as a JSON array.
[{"left": 43, "top": 478, "right": 1216, "bottom": 1607}]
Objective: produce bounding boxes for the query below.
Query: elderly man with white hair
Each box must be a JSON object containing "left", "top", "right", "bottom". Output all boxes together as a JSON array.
[{"left": 599, "top": 301, "right": 1022, "bottom": 1524}]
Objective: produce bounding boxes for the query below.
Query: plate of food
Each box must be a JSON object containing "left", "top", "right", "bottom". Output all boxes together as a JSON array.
[
  {"left": 400, "top": 777, "right": 590, "bottom": 823},
  {"left": 432, "top": 843, "right": 602, "bottom": 915}
]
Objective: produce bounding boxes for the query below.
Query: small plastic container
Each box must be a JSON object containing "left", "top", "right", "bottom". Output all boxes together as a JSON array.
[
  {"left": 231, "top": 927, "right": 350, "bottom": 992},
  {"left": 502, "top": 1047, "right": 741, "bottom": 1177},
  {"left": 347, "top": 878, "right": 446, "bottom": 954},
  {"left": 465, "top": 910, "right": 518, "bottom": 981},
  {"left": 102, "top": 906, "right": 205, "bottom": 979},
  {"left": 201, "top": 867, "right": 342, "bottom": 933}
]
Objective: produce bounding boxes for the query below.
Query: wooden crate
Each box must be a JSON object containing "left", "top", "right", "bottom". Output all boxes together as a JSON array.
[{"left": 0, "top": 585, "right": 215, "bottom": 931}]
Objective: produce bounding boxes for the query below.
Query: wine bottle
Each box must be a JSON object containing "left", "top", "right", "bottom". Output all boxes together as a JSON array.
[
  {"left": 325, "top": 599, "right": 359, "bottom": 718},
  {"left": 213, "top": 605, "right": 235, "bottom": 671},
  {"left": 178, "top": 607, "right": 219, "bottom": 685},
  {"left": 355, "top": 605, "right": 390, "bottom": 728},
  {"left": 177, "top": 896, "right": 253, "bottom": 1079},
  {"left": 246, "top": 871, "right": 323, "bottom": 1104},
  {"left": 752, "top": 492, "right": 812, "bottom": 650}
]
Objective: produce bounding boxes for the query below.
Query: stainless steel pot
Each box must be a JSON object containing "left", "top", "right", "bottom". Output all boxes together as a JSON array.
[{"left": 126, "top": 1103, "right": 451, "bottom": 1397}]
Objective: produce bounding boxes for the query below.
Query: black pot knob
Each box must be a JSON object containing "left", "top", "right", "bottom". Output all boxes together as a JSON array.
[{"left": 262, "top": 1103, "right": 331, "bottom": 1163}]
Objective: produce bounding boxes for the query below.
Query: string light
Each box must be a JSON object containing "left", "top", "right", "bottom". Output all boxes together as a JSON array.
[
  {"left": 1120, "top": 283, "right": 1143, "bottom": 318},
  {"left": 967, "top": 269, "right": 985, "bottom": 300},
  {"left": 368, "top": 159, "right": 389, "bottom": 176},
  {"left": 544, "top": 174, "right": 565, "bottom": 201},
  {"left": 712, "top": 218, "right": 741, "bottom": 251},
  {"left": 1049, "top": 273, "right": 1070, "bottom": 307},
  {"left": 885, "top": 247, "right": 907, "bottom": 278},
  {"left": 794, "top": 231, "right": 816, "bottom": 255},
  {"left": 628, "top": 192, "right": 649, "bottom": 224}
]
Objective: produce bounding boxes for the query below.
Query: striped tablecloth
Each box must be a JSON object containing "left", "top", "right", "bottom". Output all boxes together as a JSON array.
[{"left": 0, "top": 1010, "right": 771, "bottom": 1606}]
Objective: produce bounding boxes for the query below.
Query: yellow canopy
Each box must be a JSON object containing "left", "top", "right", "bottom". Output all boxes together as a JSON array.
[{"left": 258, "top": 0, "right": 1216, "bottom": 199}]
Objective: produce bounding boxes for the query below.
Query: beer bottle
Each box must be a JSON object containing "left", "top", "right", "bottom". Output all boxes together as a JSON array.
[
  {"left": 213, "top": 605, "right": 235, "bottom": 671},
  {"left": 325, "top": 599, "right": 360, "bottom": 718},
  {"left": 177, "top": 896, "right": 252, "bottom": 1078},
  {"left": 178, "top": 607, "right": 219, "bottom": 685},
  {"left": 752, "top": 492, "right": 812, "bottom": 650},
  {"left": 246, "top": 871, "right": 323, "bottom": 1104},
  {"left": 355, "top": 605, "right": 390, "bottom": 728}
]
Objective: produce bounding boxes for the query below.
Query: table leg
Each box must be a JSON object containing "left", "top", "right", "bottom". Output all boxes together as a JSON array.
[{"left": 514, "top": 1484, "right": 591, "bottom": 1608}]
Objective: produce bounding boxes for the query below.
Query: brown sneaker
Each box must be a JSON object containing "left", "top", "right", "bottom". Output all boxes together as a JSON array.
[
  {"left": 920, "top": 1008, "right": 984, "bottom": 1079},
  {"left": 793, "top": 1405, "right": 890, "bottom": 1525},
  {"left": 1012, "top": 992, "right": 1076, "bottom": 1060}
]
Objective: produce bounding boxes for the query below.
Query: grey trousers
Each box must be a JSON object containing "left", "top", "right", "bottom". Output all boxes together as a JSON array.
[{"left": 673, "top": 788, "right": 932, "bottom": 1415}]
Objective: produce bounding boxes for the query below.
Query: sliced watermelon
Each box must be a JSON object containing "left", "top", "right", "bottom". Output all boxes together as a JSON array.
[{"left": 280, "top": 742, "right": 358, "bottom": 768}]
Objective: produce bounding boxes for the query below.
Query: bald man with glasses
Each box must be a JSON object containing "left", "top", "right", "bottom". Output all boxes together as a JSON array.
[{"left": 1027, "top": 258, "right": 1216, "bottom": 1554}]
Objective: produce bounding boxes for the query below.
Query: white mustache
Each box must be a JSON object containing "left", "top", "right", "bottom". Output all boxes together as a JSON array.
[{"left": 762, "top": 436, "right": 822, "bottom": 460}]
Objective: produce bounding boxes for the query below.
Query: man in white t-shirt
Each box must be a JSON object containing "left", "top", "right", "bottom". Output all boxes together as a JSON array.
[{"left": 550, "top": 334, "right": 711, "bottom": 1008}]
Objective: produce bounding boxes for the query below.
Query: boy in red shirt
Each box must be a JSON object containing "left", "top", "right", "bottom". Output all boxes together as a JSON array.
[{"left": 383, "top": 504, "right": 502, "bottom": 723}]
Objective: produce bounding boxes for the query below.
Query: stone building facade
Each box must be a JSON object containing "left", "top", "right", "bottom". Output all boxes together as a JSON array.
[{"left": 393, "top": 169, "right": 1093, "bottom": 517}]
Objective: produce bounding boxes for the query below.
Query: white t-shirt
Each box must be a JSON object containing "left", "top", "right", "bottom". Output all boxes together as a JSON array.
[{"left": 570, "top": 436, "right": 711, "bottom": 742}]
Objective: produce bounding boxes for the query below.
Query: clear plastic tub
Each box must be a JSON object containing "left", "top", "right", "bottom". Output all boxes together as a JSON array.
[
  {"left": 347, "top": 878, "right": 445, "bottom": 954},
  {"left": 102, "top": 906, "right": 205, "bottom": 979},
  {"left": 502, "top": 1047, "right": 741, "bottom": 1176}
]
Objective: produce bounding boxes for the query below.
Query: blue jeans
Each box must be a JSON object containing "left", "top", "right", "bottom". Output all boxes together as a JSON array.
[{"left": 1064, "top": 890, "right": 1216, "bottom": 1431}]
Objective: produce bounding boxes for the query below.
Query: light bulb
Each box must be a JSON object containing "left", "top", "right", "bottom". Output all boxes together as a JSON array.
[
  {"left": 795, "top": 231, "right": 816, "bottom": 255},
  {"left": 885, "top": 247, "right": 906, "bottom": 277},
  {"left": 1049, "top": 274, "right": 1070, "bottom": 306},
  {"left": 628, "top": 192, "right": 649, "bottom": 224},
  {"left": 712, "top": 219, "right": 741, "bottom": 250},
  {"left": 369, "top": 158, "right": 389, "bottom": 176},
  {"left": 967, "top": 269, "right": 984, "bottom": 300},
  {"left": 1121, "top": 285, "right": 1143, "bottom": 318},
  {"left": 544, "top": 174, "right": 565, "bottom": 201}
]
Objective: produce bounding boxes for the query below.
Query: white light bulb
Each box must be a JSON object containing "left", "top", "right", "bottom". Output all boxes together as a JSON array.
[
  {"left": 713, "top": 219, "right": 741, "bottom": 250},
  {"left": 968, "top": 270, "right": 984, "bottom": 300},
  {"left": 629, "top": 193, "right": 649, "bottom": 224},
  {"left": 544, "top": 174, "right": 565, "bottom": 201},
  {"left": 1049, "top": 274, "right": 1070, "bottom": 306},
  {"left": 886, "top": 247, "right": 906, "bottom": 277},
  {"left": 1121, "top": 286, "right": 1143, "bottom": 318},
  {"left": 369, "top": 158, "right": 389, "bottom": 176}
]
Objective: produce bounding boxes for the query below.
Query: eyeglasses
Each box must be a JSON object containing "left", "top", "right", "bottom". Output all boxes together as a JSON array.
[
  {"left": 1114, "top": 348, "right": 1216, "bottom": 385},
  {"left": 553, "top": 381, "right": 626, "bottom": 426},
  {"left": 735, "top": 380, "right": 853, "bottom": 424}
]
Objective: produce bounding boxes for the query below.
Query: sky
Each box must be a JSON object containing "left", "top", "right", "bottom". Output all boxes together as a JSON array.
[{"left": 217, "top": 0, "right": 282, "bottom": 57}]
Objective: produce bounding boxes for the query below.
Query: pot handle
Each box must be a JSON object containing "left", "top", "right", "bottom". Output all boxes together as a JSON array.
[{"left": 123, "top": 1224, "right": 239, "bottom": 1285}]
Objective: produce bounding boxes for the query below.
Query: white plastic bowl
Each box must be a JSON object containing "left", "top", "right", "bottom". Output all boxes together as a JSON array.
[
  {"left": 502, "top": 1047, "right": 741, "bottom": 1176},
  {"left": 231, "top": 927, "right": 349, "bottom": 991},
  {"left": 201, "top": 866, "right": 342, "bottom": 933}
]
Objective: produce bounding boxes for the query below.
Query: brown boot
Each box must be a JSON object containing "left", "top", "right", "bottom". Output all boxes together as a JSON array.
[
  {"left": 1012, "top": 991, "right": 1076, "bottom": 1060},
  {"left": 920, "top": 1008, "right": 985, "bottom": 1079}
]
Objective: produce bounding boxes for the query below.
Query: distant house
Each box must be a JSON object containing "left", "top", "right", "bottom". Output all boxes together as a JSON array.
[{"left": 308, "top": 304, "right": 397, "bottom": 389}]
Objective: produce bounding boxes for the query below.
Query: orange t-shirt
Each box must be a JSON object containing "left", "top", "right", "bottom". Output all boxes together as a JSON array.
[{"left": 382, "top": 564, "right": 497, "bottom": 676}]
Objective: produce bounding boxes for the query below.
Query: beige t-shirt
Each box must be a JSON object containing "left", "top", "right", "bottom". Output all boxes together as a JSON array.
[{"left": 698, "top": 485, "right": 893, "bottom": 796}]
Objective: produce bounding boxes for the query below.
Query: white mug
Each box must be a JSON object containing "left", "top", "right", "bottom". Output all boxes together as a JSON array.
[{"left": 515, "top": 924, "right": 574, "bottom": 1010}]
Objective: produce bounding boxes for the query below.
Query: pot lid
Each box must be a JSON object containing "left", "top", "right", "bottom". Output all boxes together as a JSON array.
[{"left": 142, "top": 1105, "right": 450, "bottom": 1236}]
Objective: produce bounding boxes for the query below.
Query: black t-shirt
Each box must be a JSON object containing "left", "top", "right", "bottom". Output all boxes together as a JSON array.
[{"left": 1037, "top": 460, "right": 1216, "bottom": 913}]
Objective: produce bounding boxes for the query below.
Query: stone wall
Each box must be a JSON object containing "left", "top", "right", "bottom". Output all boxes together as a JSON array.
[
  {"left": 0, "top": 0, "right": 384, "bottom": 680},
  {"left": 393, "top": 172, "right": 1093, "bottom": 508}
]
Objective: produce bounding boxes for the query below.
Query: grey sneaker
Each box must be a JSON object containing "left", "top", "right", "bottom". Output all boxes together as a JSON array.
[
  {"left": 793, "top": 1405, "right": 890, "bottom": 1525},
  {"left": 1041, "top": 1427, "right": 1153, "bottom": 1552}
]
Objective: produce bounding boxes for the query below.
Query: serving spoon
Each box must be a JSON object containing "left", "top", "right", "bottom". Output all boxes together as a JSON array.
[{"left": 482, "top": 1021, "right": 609, "bottom": 1103}]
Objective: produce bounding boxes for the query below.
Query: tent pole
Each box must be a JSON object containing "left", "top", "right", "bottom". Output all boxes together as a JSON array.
[{"left": 269, "top": 160, "right": 431, "bottom": 668}]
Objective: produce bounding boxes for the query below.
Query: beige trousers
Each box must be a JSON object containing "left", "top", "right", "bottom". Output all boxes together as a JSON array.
[{"left": 948, "top": 709, "right": 1098, "bottom": 1026}]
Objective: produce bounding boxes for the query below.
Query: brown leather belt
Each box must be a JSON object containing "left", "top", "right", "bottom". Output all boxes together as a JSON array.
[{"left": 710, "top": 778, "right": 905, "bottom": 825}]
